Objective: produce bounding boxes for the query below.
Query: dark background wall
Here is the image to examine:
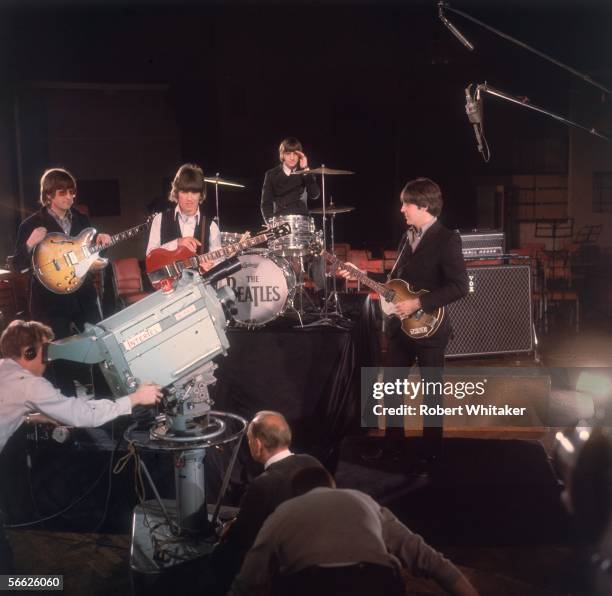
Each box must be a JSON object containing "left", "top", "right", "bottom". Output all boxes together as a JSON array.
[{"left": 1, "top": 0, "right": 610, "bottom": 259}]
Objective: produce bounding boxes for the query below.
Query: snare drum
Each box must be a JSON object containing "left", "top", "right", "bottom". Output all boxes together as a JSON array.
[
  {"left": 268, "top": 215, "right": 317, "bottom": 257},
  {"left": 225, "top": 251, "right": 296, "bottom": 327}
]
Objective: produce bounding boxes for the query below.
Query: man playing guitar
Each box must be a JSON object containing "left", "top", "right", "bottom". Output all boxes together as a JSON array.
[
  {"left": 343, "top": 178, "right": 468, "bottom": 470},
  {"left": 146, "top": 163, "right": 220, "bottom": 271},
  {"left": 12, "top": 168, "right": 112, "bottom": 395}
]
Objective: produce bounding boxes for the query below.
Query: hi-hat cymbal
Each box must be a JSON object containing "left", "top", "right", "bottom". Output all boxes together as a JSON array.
[
  {"left": 310, "top": 205, "right": 355, "bottom": 215},
  {"left": 291, "top": 166, "right": 354, "bottom": 176},
  {"left": 204, "top": 176, "right": 245, "bottom": 188}
]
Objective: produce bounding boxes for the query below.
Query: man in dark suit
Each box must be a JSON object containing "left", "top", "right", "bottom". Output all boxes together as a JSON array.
[
  {"left": 212, "top": 410, "right": 323, "bottom": 591},
  {"left": 386, "top": 177, "right": 468, "bottom": 461},
  {"left": 260, "top": 137, "right": 320, "bottom": 221},
  {"left": 12, "top": 168, "right": 111, "bottom": 395}
]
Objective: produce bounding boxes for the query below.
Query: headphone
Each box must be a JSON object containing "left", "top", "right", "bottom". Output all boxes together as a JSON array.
[{"left": 23, "top": 346, "right": 37, "bottom": 361}]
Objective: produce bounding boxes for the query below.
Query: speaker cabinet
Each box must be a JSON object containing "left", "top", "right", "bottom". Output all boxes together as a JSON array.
[{"left": 446, "top": 264, "right": 533, "bottom": 358}]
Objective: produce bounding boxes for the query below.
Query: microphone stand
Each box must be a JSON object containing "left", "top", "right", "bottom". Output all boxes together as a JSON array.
[{"left": 440, "top": 1, "right": 611, "bottom": 96}]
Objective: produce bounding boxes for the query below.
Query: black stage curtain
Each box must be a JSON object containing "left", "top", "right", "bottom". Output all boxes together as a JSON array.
[
  {"left": 213, "top": 293, "right": 379, "bottom": 461},
  {"left": 206, "top": 293, "right": 379, "bottom": 498}
]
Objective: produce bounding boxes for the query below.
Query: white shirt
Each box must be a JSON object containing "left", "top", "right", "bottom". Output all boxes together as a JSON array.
[
  {"left": 146, "top": 205, "right": 221, "bottom": 255},
  {"left": 0, "top": 358, "right": 132, "bottom": 454},
  {"left": 264, "top": 448, "right": 293, "bottom": 470},
  {"left": 409, "top": 216, "right": 437, "bottom": 252}
]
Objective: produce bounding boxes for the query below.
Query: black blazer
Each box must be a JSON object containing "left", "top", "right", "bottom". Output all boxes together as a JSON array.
[
  {"left": 214, "top": 453, "right": 322, "bottom": 567},
  {"left": 260, "top": 165, "right": 320, "bottom": 220},
  {"left": 12, "top": 207, "right": 99, "bottom": 320},
  {"left": 389, "top": 220, "right": 468, "bottom": 346}
]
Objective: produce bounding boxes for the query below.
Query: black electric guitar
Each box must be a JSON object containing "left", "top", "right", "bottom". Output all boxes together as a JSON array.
[
  {"left": 32, "top": 216, "right": 155, "bottom": 294},
  {"left": 323, "top": 250, "right": 445, "bottom": 339}
]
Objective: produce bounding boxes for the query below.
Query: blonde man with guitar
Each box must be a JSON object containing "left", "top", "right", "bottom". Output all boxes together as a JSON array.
[
  {"left": 342, "top": 178, "right": 468, "bottom": 471},
  {"left": 12, "top": 168, "right": 112, "bottom": 395}
]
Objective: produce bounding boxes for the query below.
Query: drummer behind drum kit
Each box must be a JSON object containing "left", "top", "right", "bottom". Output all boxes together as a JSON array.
[
  {"left": 222, "top": 165, "right": 356, "bottom": 328},
  {"left": 146, "top": 166, "right": 355, "bottom": 328}
]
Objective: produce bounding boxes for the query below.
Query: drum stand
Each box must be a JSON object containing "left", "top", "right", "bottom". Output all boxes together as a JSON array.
[
  {"left": 303, "top": 168, "right": 350, "bottom": 330},
  {"left": 289, "top": 255, "right": 319, "bottom": 327},
  {"left": 326, "top": 206, "right": 343, "bottom": 316}
]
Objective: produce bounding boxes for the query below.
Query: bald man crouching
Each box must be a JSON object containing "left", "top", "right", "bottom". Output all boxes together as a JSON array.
[{"left": 212, "top": 410, "right": 324, "bottom": 591}]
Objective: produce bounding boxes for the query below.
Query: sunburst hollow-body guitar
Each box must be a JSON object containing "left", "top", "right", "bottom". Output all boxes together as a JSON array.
[{"left": 32, "top": 216, "right": 154, "bottom": 294}]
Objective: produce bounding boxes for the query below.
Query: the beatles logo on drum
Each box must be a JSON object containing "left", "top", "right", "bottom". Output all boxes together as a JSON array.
[
  {"left": 225, "top": 251, "right": 296, "bottom": 328},
  {"left": 227, "top": 273, "right": 283, "bottom": 306}
]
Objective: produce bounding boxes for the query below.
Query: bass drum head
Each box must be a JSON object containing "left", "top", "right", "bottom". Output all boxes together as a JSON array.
[{"left": 226, "top": 251, "right": 296, "bottom": 328}]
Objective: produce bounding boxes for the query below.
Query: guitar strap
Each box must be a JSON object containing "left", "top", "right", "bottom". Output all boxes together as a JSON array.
[
  {"left": 388, "top": 233, "right": 410, "bottom": 281},
  {"left": 197, "top": 212, "right": 207, "bottom": 256}
]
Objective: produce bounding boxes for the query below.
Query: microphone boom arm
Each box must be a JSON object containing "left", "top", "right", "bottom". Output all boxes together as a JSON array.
[
  {"left": 477, "top": 82, "right": 611, "bottom": 142},
  {"left": 441, "top": 2, "right": 611, "bottom": 96}
]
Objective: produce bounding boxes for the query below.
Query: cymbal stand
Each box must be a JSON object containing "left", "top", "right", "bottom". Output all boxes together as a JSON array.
[
  {"left": 303, "top": 167, "right": 350, "bottom": 330},
  {"left": 205, "top": 174, "right": 246, "bottom": 230},
  {"left": 289, "top": 255, "right": 318, "bottom": 328},
  {"left": 204, "top": 174, "right": 222, "bottom": 229},
  {"left": 326, "top": 200, "right": 343, "bottom": 316}
]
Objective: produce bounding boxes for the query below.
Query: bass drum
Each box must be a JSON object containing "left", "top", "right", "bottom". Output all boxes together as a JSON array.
[{"left": 225, "top": 251, "right": 296, "bottom": 328}]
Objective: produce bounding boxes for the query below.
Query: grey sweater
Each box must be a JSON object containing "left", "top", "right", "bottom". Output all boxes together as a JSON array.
[{"left": 230, "top": 487, "right": 461, "bottom": 595}]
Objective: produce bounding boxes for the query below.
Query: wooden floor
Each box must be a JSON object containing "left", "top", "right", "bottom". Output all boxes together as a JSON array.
[{"left": 6, "top": 530, "right": 583, "bottom": 596}]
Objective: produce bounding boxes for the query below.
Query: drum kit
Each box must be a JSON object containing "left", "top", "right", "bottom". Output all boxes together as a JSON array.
[{"left": 207, "top": 166, "right": 355, "bottom": 328}]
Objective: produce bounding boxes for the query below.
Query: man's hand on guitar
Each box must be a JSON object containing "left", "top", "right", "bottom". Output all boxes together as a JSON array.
[
  {"left": 200, "top": 261, "right": 216, "bottom": 272},
  {"left": 95, "top": 233, "right": 112, "bottom": 247},
  {"left": 337, "top": 264, "right": 362, "bottom": 281},
  {"left": 177, "top": 237, "right": 201, "bottom": 253},
  {"left": 26, "top": 227, "right": 47, "bottom": 250},
  {"left": 394, "top": 298, "right": 421, "bottom": 318}
]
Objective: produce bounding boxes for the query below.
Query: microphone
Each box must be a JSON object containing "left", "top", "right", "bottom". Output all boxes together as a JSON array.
[
  {"left": 465, "top": 85, "right": 481, "bottom": 124},
  {"left": 438, "top": 2, "right": 474, "bottom": 51},
  {"left": 465, "top": 85, "right": 484, "bottom": 154}
]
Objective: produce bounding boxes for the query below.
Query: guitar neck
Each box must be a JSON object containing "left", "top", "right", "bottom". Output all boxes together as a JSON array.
[
  {"left": 93, "top": 222, "right": 148, "bottom": 252},
  {"left": 324, "top": 251, "right": 395, "bottom": 301},
  {"left": 197, "top": 231, "right": 270, "bottom": 264}
]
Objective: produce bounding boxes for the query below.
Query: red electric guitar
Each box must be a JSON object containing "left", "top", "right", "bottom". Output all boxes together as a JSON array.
[{"left": 146, "top": 223, "right": 292, "bottom": 289}]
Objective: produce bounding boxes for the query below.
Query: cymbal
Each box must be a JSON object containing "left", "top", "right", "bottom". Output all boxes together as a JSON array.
[
  {"left": 204, "top": 175, "right": 245, "bottom": 188},
  {"left": 291, "top": 166, "right": 354, "bottom": 176},
  {"left": 310, "top": 205, "right": 355, "bottom": 215}
]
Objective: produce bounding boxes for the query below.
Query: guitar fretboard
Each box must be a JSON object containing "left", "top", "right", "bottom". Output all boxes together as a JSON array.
[
  {"left": 324, "top": 251, "right": 395, "bottom": 302},
  {"left": 92, "top": 219, "right": 152, "bottom": 253},
  {"left": 198, "top": 232, "right": 270, "bottom": 264},
  {"left": 173, "top": 224, "right": 290, "bottom": 270}
]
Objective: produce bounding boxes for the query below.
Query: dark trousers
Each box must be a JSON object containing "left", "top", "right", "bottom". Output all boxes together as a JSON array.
[
  {"left": 0, "top": 510, "right": 14, "bottom": 573},
  {"left": 386, "top": 333, "right": 446, "bottom": 457},
  {"left": 34, "top": 299, "right": 102, "bottom": 397},
  {"left": 271, "top": 563, "right": 405, "bottom": 596}
]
